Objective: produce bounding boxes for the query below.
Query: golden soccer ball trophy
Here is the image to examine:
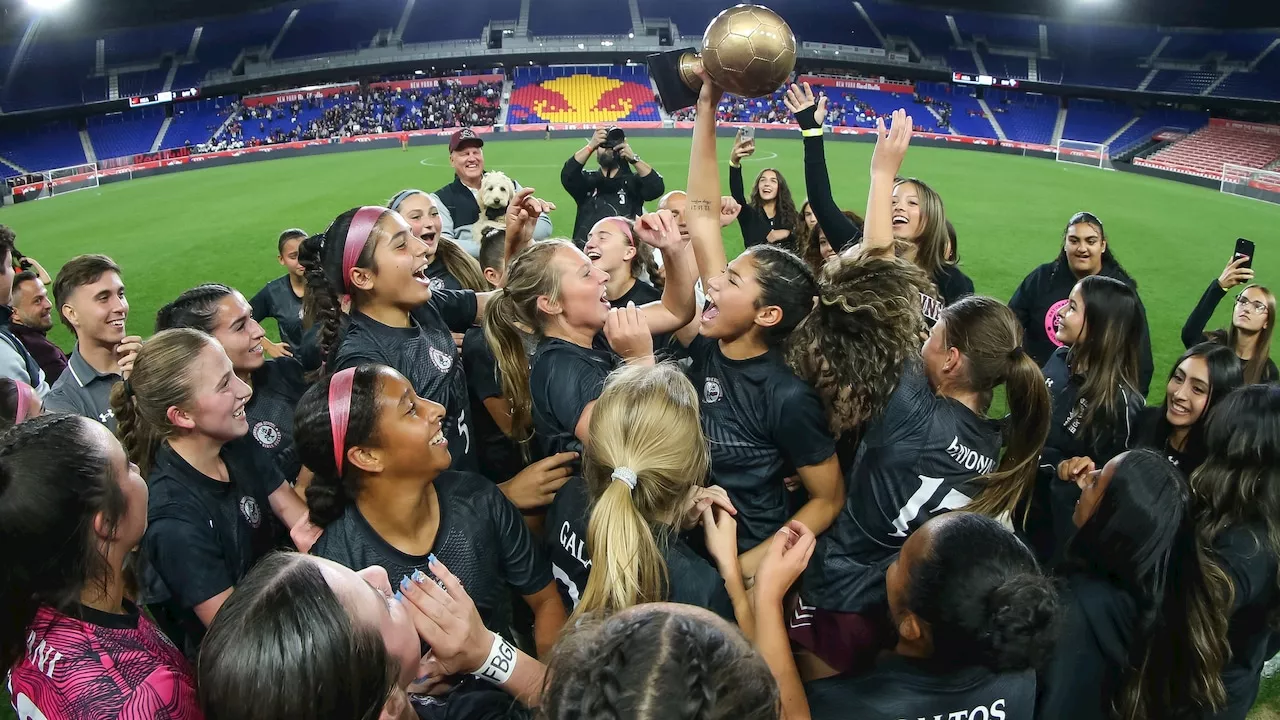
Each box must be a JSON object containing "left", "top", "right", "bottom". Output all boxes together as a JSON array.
[{"left": 648, "top": 4, "right": 798, "bottom": 112}]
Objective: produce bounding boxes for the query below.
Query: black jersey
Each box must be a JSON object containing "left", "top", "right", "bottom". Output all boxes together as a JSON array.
[
  {"left": 311, "top": 471, "right": 554, "bottom": 639},
  {"left": 246, "top": 357, "right": 308, "bottom": 483},
  {"left": 683, "top": 335, "right": 836, "bottom": 551},
  {"left": 610, "top": 279, "right": 661, "bottom": 308},
  {"left": 1038, "top": 574, "right": 1136, "bottom": 720},
  {"left": 803, "top": 360, "right": 1002, "bottom": 614},
  {"left": 335, "top": 288, "right": 478, "bottom": 472},
  {"left": 461, "top": 327, "right": 525, "bottom": 483},
  {"left": 1214, "top": 524, "right": 1280, "bottom": 720},
  {"left": 1029, "top": 347, "right": 1144, "bottom": 564},
  {"left": 805, "top": 654, "right": 1037, "bottom": 720},
  {"left": 250, "top": 275, "right": 305, "bottom": 349},
  {"left": 425, "top": 255, "right": 464, "bottom": 292},
  {"left": 141, "top": 438, "right": 287, "bottom": 658},
  {"left": 529, "top": 335, "right": 618, "bottom": 459},
  {"left": 544, "top": 476, "right": 736, "bottom": 621}
]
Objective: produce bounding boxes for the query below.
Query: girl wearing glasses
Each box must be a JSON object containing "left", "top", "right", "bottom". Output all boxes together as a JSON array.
[
  {"left": 1181, "top": 254, "right": 1277, "bottom": 384},
  {"left": 1009, "top": 211, "right": 1154, "bottom": 394}
]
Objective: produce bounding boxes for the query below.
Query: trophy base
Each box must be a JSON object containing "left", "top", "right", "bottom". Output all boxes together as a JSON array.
[{"left": 647, "top": 49, "right": 702, "bottom": 113}]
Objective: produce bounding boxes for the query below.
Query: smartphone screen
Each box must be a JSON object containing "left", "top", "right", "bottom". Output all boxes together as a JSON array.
[{"left": 1235, "top": 238, "right": 1256, "bottom": 269}]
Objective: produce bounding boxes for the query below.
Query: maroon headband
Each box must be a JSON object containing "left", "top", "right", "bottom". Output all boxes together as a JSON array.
[
  {"left": 328, "top": 368, "right": 357, "bottom": 474},
  {"left": 13, "top": 380, "right": 34, "bottom": 425},
  {"left": 342, "top": 207, "right": 387, "bottom": 295}
]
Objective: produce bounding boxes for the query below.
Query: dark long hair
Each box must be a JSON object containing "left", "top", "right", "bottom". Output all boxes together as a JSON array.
[
  {"left": 0, "top": 414, "right": 127, "bottom": 673},
  {"left": 155, "top": 283, "right": 235, "bottom": 333},
  {"left": 293, "top": 365, "right": 385, "bottom": 528},
  {"left": 1069, "top": 275, "right": 1143, "bottom": 438},
  {"left": 198, "top": 552, "right": 396, "bottom": 720},
  {"left": 542, "top": 605, "right": 779, "bottom": 720},
  {"left": 906, "top": 513, "right": 1057, "bottom": 673},
  {"left": 797, "top": 211, "right": 862, "bottom": 274},
  {"left": 1191, "top": 384, "right": 1280, "bottom": 628},
  {"left": 298, "top": 208, "right": 389, "bottom": 367},
  {"left": 1066, "top": 449, "right": 1231, "bottom": 720},
  {"left": 750, "top": 168, "right": 803, "bottom": 241},
  {"left": 1142, "top": 343, "right": 1243, "bottom": 473},
  {"left": 746, "top": 244, "right": 818, "bottom": 347}
]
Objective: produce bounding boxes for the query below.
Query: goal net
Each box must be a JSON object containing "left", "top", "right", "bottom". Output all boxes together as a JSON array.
[
  {"left": 1221, "top": 163, "right": 1280, "bottom": 207},
  {"left": 40, "top": 162, "right": 99, "bottom": 198},
  {"left": 1056, "top": 139, "right": 1114, "bottom": 170}
]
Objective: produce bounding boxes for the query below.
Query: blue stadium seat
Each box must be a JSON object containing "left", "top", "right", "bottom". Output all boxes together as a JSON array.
[
  {"left": 104, "top": 24, "right": 195, "bottom": 66},
  {"left": 1109, "top": 107, "right": 1209, "bottom": 155},
  {"left": 529, "top": 0, "right": 631, "bottom": 36},
  {"left": 0, "top": 121, "right": 87, "bottom": 171},
  {"left": 1145, "top": 70, "right": 1219, "bottom": 96},
  {"left": 988, "top": 89, "right": 1057, "bottom": 144},
  {"left": 402, "top": 0, "right": 518, "bottom": 43},
  {"left": 4, "top": 36, "right": 95, "bottom": 110},
  {"left": 274, "top": 0, "right": 405, "bottom": 59},
  {"left": 864, "top": 0, "right": 953, "bottom": 56},
  {"left": 87, "top": 106, "right": 167, "bottom": 160},
  {"left": 162, "top": 97, "right": 237, "bottom": 150},
  {"left": 1061, "top": 99, "right": 1133, "bottom": 144},
  {"left": 953, "top": 11, "right": 1040, "bottom": 48}
]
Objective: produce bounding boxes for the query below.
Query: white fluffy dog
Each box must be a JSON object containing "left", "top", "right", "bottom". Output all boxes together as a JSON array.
[{"left": 472, "top": 171, "right": 515, "bottom": 240}]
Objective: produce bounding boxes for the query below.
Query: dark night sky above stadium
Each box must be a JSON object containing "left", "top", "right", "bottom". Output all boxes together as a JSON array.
[{"left": 0, "top": 0, "right": 1276, "bottom": 34}]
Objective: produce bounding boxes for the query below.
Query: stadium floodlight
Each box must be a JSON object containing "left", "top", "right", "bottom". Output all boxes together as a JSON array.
[{"left": 24, "top": 0, "right": 72, "bottom": 10}]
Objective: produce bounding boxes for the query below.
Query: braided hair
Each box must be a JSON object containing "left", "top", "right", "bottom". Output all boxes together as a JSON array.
[
  {"left": 155, "top": 283, "right": 235, "bottom": 333},
  {"left": 542, "top": 605, "right": 780, "bottom": 720},
  {"left": 292, "top": 364, "right": 385, "bottom": 527},
  {"left": 298, "top": 208, "right": 389, "bottom": 368},
  {"left": 744, "top": 244, "right": 818, "bottom": 346}
]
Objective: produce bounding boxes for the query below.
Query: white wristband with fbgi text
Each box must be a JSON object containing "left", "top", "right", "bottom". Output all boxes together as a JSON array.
[{"left": 473, "top": 632, "right": 517, "bottom": 685}]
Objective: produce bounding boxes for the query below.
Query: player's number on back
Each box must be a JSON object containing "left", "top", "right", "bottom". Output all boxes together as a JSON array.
[{"left": 888, "top": 475, "right": 972, "bottom": 538}]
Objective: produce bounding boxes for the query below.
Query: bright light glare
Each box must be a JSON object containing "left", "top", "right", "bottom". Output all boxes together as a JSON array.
[{"left": 24, "top": 0, "right": 72, "bottom": 10}]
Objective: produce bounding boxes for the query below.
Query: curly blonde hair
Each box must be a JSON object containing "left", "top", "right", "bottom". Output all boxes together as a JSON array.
[{"left": 785, "top": 252, "right": 938, "bottom": 438}]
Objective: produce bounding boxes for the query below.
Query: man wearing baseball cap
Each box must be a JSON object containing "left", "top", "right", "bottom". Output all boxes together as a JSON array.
[{"left": 432, "top": 128, "right": 552, "bottom": 256}]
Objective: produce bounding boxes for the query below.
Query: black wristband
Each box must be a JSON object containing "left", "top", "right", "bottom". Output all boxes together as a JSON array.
[{"left": 794, "top": 106, "right": 820, "bottom": 131}]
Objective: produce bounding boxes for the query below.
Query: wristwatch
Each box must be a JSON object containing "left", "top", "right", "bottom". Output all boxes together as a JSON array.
[{"left": 628, "top": 154, "right": 640, "bottom": 165}]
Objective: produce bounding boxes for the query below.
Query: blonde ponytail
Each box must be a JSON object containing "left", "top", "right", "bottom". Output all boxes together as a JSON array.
[{"left": 573, "top": 363, "right": 709, "bottom": 620}]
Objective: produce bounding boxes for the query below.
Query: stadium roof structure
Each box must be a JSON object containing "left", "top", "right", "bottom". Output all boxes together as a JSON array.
[{"left": 0, "top": 0, "right": 1276, "bottom": 35}]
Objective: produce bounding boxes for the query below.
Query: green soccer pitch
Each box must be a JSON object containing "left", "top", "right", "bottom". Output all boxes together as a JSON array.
[{"left": 1, "top": 134, "right": 1280, "bottom": 720}]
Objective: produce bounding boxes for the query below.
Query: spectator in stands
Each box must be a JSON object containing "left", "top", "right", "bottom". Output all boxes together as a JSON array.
[
  {"left": 45, "top": 255, "right": 142, "bottom": 430},
  {"left": 433, "top": 128, "right": 552, "bottom": 256},
  {"left": 562, "top": 126, "right": 665, "bottom": 245},
  {"left": 1181, "top": 254, "right": 1276, "bottom": 384},
  {"left": 1008, "top": 211, "right": 1154, "bottom": 394},
  {"left": 0, "top": 228, "right": 49, "bottom": 396},
  {"left": 9, "top": 271, "right": 68, "bottom": 383}
]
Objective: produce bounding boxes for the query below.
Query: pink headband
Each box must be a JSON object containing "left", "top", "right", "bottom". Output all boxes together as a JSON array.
[
  {"left": 341, "top": 207, "right": 387, "bottom": 294},
  {"left": 328, "top": 368, "right": 357, "bottom": 474},
  {"left": 604, "top": 217, "right": 636, "bottom": 246},
  {"left": 13, "top": 380, "right": 34, "bottom": 425}
]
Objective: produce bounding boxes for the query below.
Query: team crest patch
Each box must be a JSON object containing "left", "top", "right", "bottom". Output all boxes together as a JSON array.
[
  {"left": 703, "top": 377, "right": 723, "bottom": 404},
  {"left": 429, "top": 346, "right": 454, "bottom": 372},
  {"left": 253, "top": 420, "right": 282, "bottom": 449},
  {"left": 240, "top": 496, "right": 262, "bottom": 528},
  {"left": 430, "top": 277, "right": 445, "bottom": 292}
]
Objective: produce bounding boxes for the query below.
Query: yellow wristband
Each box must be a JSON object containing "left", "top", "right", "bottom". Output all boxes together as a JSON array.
[{"left": 801, "top": 128, "right": 824, "bottom": 137}]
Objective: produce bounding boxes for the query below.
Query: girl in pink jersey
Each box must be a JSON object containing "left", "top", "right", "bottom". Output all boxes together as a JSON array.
[{"left": 1, "top": 413, "right": 201, "bottom": 720}]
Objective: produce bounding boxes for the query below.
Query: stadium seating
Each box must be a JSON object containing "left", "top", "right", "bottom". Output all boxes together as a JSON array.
[
  {"left": 87, "top": 107, "right": 167, "bottom": 161},
  {"left": 986, "top": 90, "right": 1058, "bottom": 145},
  {"left": 640, "top": 0, "right": 881, "bottom": 47},
  {"left": 1060, "top": 99, "right": 1133, "bottom": 145},
  {"left": 529, "top": 0, "right": 632, "bottom": 36},
  {"left": 162, "top": 98, "right": 236, "bottom": 150},
  {"left": 508, "top": 66, "right": 661, "bottom": 125},
  {"left": 1145, "top": 70, "right": 1219, "bottom": 96},
  {"left": 1143, "top": 123, "right": 1280, "bottom": 178},
  {"left": 403, "top": 0, "right": 518, "bottom": 43},
  {"left": 3, "top": 35, "right": 95, "bottom": 111},
  {"left": 117, "top": 60, "right": 172, "bottom": 100},
  {"left": 1211, "top": 53, "right": 1280, "bottom": 101},
  {"left": 273, "top": 0, "right": 405, "bottom": 59},
  {"left": 952, "top": 11, "right": 1040, "bottom": 49},
  {"left": 862, "top": 0, "right": 953, "bottom": 57},
  {"left": 104, "top": 24, "right": 194, "bottom": 66},
  {"left": 982, "top": 54, "right": 1030, "bottom": 81},
  {"left": 1109, "top": 107, "right": 1209, "bottom": 155},
  {"left": 0, "top": 121, "right": 87, "bottom": 172}
]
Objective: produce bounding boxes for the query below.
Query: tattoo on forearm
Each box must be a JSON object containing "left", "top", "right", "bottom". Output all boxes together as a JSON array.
[{"left": 689, "top": 200, "right": 713, "bottom": 212}]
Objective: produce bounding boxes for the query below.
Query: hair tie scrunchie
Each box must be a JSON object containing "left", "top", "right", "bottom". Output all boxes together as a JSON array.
[
  {"left": 611, "top": 467, "right": 637, "bottom": 491},
  {"left": 122, "top": 379, "right": 135, "bottom": 398},
  {"left": 1009, "top": 346, "right": 1026, "bottom": 362}
]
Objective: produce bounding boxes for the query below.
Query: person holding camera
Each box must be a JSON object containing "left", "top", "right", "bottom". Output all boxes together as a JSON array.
[{"left": 561, "top": 126, "right": 665, "bottom": 245}]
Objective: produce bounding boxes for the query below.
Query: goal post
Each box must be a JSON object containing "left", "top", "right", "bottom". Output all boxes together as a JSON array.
[
  {"left": 1221, "top": 163, "right": 1280, "bottom": 207},
  {"left": 40, "top": 162, "right": 99, "bottom": 198},
  {"left": 1056, "top": 139, "right": 1114, "bottom": 170}
]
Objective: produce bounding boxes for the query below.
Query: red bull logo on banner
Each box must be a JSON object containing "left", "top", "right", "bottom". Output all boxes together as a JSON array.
[{"left": 509, "top": 75, "right": 659, "bottom": 124}]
